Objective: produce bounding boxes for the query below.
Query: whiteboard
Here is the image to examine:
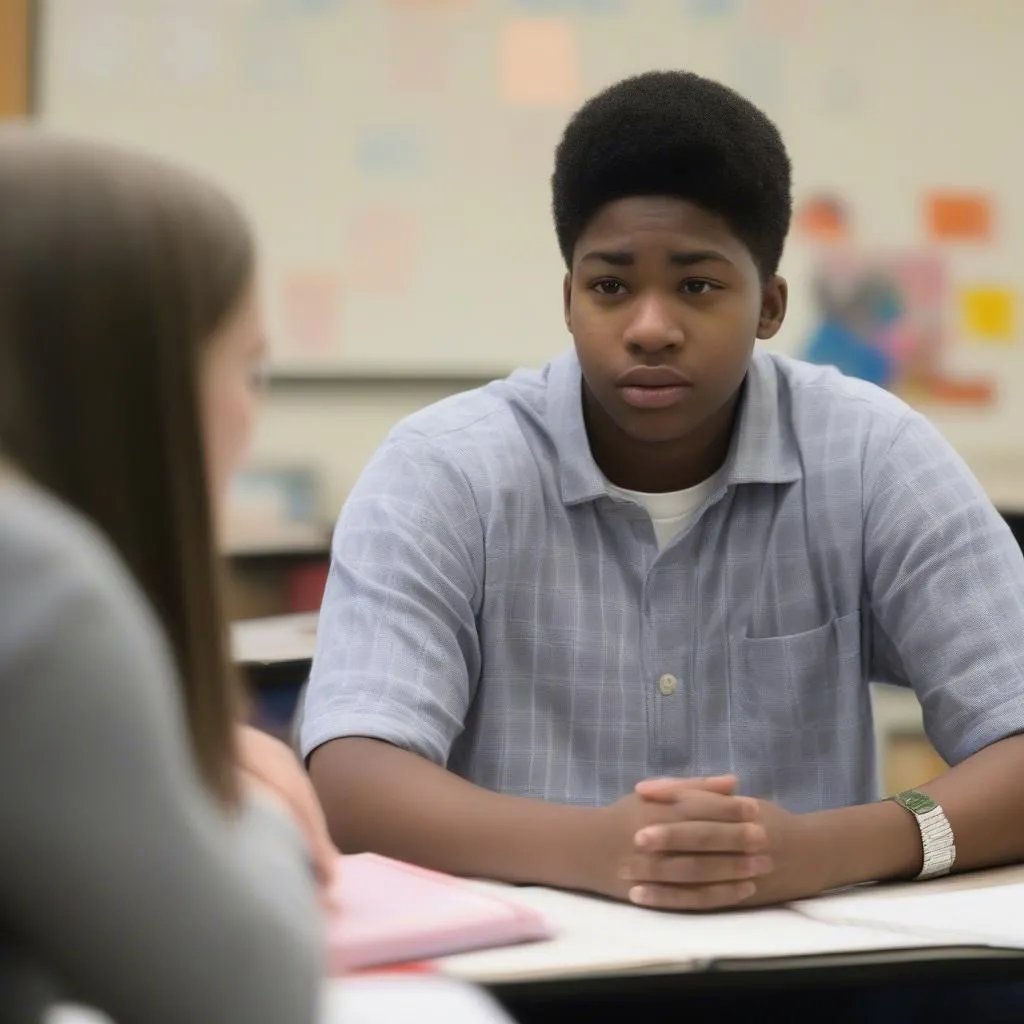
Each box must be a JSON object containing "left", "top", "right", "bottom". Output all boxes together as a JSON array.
[{"left": 36, "top": 0, "right": 1024, "bottom": 467}]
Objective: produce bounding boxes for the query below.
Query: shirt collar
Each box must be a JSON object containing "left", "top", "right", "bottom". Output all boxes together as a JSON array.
[
  {"left": 545, "top": 348, "right": 803, "bottom": 507},
  {"left": 726, "top": 349, "right": 804, "bottom": 487}
]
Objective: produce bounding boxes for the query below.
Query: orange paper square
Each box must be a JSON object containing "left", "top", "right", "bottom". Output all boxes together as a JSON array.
[
  {"left": 390, "top": 10, "right": 449, "bottom": 90},
  {"left": 282, "top": 271, "right": 341, "bottom": 355},
  {"left": 749, "top": 0, "right": 817, "bottom": 38},
  {"left": 796, "top": 195, "right": 849, "bottom": 242},
  {"left": 926, "top": 192, "right": 992, "bottom": 242},
  {"left": 501, "top": 18, "right": 581, "bottom": 107}
]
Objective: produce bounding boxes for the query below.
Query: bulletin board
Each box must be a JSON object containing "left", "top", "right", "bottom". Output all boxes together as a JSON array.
[{"left": 34, "top": 0, "right": 1024, "bottom": 475}]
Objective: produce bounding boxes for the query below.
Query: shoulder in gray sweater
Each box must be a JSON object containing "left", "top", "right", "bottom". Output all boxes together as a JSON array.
[{"left": 0, "top": 479, "right": 323, "bottom": 1024}]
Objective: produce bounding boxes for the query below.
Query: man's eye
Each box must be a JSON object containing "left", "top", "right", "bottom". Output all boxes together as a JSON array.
[{"left": 681, "top": 280, "right": 717, "bottom": 296}]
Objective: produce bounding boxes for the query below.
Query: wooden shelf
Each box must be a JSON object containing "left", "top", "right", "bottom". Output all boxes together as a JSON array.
[{"left": 266, "top": 370, "right": 504, "bottom": 391}]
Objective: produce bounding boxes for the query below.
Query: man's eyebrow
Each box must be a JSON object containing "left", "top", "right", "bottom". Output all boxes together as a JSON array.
[{"left": 578, "top": 248, "right": 734, "bottom": 267}]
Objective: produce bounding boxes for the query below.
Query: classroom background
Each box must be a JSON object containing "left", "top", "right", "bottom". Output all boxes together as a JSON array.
[{"left": 3, "top": 0, "right": 1023, "bottom": 791}]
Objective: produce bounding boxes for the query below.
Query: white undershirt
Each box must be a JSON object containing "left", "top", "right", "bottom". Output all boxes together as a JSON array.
[{"left": 607, "top": 468, "right": 726, "bottom": 549}]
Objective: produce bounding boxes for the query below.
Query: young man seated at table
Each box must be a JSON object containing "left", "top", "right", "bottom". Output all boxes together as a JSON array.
[{"left": 302, "top": 71, "right": 1024, "bottom": 915}]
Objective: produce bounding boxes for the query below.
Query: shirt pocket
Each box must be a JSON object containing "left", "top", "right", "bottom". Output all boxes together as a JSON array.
[{"left": 727, "top": 610, "right": 865, "bottom": 734}]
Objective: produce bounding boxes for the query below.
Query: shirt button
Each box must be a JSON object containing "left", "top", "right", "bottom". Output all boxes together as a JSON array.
[{"left": 658, "top": 673, "right": 678, "bottom": 696}]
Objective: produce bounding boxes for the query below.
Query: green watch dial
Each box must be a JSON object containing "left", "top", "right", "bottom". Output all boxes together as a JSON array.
[{"left": 894, "top": 789, "right": 938, "bottom": 815}]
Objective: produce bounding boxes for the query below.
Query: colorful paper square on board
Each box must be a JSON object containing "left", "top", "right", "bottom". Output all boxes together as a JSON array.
[
  {"left": 682, "top": 0, "right": 741, "bottom": 19},
  {"left": 961, "top": 287, "right": 1016, "bottom": 343},
  {"left": 795, "top": 194, "right": 850, "bottom": 242},
  {"left": 749, "top": 0, "right": 816, "bottom": 37},
  {"left": 389, "top": 10, "right": 450, "bottom": 90},
  {"left": 386, "top": 0, "right": 471, "bottom": 9},
  {"left": 501, "top": 18, "right": 582, "bottom": 107},
  {"left": 281, "top": 271, "right": 342, "bottom": 355},
  {"left": 348, "top": 210, "right": 418, "bottom": 292},
  {"left": 356, "top": 125, "right": 428, "bottom": 176},
  {"left": 926, "top": 192, "right": 992, "bottom": 242}
]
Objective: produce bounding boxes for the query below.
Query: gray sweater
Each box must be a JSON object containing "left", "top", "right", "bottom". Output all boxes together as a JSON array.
[{"left": 0, "top": 480, "right": 323, "bottom": 1023}]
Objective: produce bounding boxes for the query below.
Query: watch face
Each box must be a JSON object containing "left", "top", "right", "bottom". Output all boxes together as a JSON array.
[{"left": 900, "top": 790, "right": 938, "bottom": 815}]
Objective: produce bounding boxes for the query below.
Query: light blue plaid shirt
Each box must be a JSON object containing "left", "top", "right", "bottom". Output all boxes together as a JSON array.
[{"left": 302, "top": 349, "right": 1024, "bottom": 812}]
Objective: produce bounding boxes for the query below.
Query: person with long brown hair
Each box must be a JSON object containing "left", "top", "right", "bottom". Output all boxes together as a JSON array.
[{"left": 0, "top": 128, "right": 328, "bottom": 1023}]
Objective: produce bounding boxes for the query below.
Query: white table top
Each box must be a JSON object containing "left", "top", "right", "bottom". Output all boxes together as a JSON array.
[
  {"left": 319, "top": 977, "right": 513, "bottom": 1022},
  {"left": 435, "top": 867, "right": 1024, "bottom": 986},
  {"left": 43, "top": 868, "right": 1024, "bottom": 1024}
]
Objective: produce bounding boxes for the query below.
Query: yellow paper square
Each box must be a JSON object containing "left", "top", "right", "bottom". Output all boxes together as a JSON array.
[
  {"left": 962, "top": 287, "right": 1016, "bottom": 342},
  {"left": 501, "top": 18, "right": 581, "bottom": 107}
]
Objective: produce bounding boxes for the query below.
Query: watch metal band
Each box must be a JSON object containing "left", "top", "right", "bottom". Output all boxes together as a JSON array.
[{"left": 892, "top": 789, "right": 956, "bottom": 880}]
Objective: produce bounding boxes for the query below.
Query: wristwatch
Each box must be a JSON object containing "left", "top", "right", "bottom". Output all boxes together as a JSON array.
[{"left": 891, "top": 789, "right": 956, "bottom": 880}]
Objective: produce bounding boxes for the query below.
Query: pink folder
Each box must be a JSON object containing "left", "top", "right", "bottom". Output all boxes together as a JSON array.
[{"left": 327, "top": 853, "right": 554, "bottom": 974}]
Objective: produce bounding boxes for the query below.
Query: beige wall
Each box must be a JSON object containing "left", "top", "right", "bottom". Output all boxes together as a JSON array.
[{"left": 35, "top": 0, "right": 1024, "bottom": 521}]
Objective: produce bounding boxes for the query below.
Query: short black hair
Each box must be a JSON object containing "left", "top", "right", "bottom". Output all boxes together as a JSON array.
[{"left": 552, "top": 70, "right": 792, "bottom": 278}]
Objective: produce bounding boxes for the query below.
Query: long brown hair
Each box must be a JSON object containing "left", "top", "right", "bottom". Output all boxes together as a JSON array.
[{"left": 0, "top": 129, "right": 253, "bottom": 805}]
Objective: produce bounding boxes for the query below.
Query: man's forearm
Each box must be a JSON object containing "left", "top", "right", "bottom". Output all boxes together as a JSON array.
[
  {"left": 308, "top": 737, "right": 603, "bottom": 889},
  {"left": 807, "top": 733, "right": 1024, "bottom": 892}
]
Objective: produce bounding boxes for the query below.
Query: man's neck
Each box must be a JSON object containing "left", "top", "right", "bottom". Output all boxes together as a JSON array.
[{"left": 583, "top": 391, "right": 741, "bottom": 494}]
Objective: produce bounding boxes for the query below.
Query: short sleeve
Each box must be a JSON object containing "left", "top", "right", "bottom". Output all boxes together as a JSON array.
[
  {"left": 864, "top": 412, "right": 1024, "bottom": 764},
  {"left": 301, "top": 438, "right": 484, "bottom": 765}
]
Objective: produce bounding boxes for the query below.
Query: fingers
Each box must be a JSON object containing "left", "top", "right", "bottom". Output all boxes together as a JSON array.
[
  {"left": 621, "top": 850, "right": 773, "bottom": 885},
  {"left": 282, "top": 777, "right": 341, "bottom": 887},
  {"left": 306, "top": 808, "right": 342, "bottom": 889},
  {"left": 645, "top": 789, "right": 759, "bottom": 831},
  {"left": 617, "top": 813, "right": 771, "bottom": 912},
  {"left": 291, "top": 797, "right": 340, "bottom": 897},
  {"left": 316, "top": 854, "right": 343, "bottom": 911},
  {"left": 635, "top": 774, "right": 737, "bottom": 802},
  {"left": 621, "top": 775, "right": 771, "bottom": 912},
  {"left": 627, "top": 880, "right": 758, "bottom": 912},
  {"left": 237, "top": 743, "right": 341, "bottom": 892},
  {"left": 319, "top": 889, "right": 342, "bottom": 912},
  {"left": 636, "top": 817, "right": 767, "bottom": 854}
]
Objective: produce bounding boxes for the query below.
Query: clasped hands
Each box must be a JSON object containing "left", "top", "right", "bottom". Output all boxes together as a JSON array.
[{"left": 594, "top": 774, "right": 823, "bottom": 911}]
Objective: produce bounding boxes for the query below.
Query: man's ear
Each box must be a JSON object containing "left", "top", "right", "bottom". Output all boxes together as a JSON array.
[
  {"left": 756, "top": 275, "right": 788, "bottom": 340},
  {"left": 562, "top": 272, "right": 572, "bottom": 332}
]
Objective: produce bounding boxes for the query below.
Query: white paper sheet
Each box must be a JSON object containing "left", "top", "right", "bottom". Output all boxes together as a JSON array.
[
  {"left": 440, "top": 884, "right": 965, "bottom": 983},
  {"left": 796, "top": 881, "right": 1024, "bottom": 949}
]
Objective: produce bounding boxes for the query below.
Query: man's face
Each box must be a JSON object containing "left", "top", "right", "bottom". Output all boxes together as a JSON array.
[{"left": 565, "top": 196, "right": 787, "bottom": 448}]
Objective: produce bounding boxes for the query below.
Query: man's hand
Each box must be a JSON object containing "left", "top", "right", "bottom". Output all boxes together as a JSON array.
[
  {"left": 623, "top": 776, "right": 827, "bottom": 910},
  {"left": 588, "top": 775, "right": 772, "bottom": 908}
]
